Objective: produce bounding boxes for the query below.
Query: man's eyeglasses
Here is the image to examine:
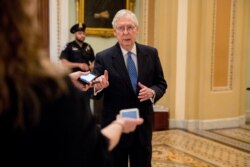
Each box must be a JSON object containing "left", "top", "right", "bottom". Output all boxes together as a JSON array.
[{"left": 115, "top": 25, "right": 136, "bottom": 33}]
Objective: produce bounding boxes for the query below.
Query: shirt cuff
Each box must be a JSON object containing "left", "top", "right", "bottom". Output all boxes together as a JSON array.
[
  {"left": 150, "top": 89, "right": 156, "bottom": 103},
  {"left": 94, "top": 86, "right": 103, "bottom": 96}
]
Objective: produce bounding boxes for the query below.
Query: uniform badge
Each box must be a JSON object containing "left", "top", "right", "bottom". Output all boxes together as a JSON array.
[
  {"left": 86, "top": 45, "right": 90, "bottom": 52},
  {"left": 72, "top": 47, "right": 78, "bottom": 51}
]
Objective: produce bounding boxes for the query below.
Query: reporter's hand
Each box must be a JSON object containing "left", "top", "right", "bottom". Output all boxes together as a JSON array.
[
  {"left": 69, "top": 71, "right": 93, "bottom": 91},
  {"left": 114, "top": 115, "right": 144, "bottom": 133},
  {"left": 78, "top": 63, "right": 89, "bottom": 71},
  {"left": 94, "top": 70, "right": 109, "bottom": 91}
]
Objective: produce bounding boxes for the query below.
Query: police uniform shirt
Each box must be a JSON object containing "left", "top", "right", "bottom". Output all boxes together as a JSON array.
[{"left": 60, "top": 41, "right": 95, "bottom": 72}]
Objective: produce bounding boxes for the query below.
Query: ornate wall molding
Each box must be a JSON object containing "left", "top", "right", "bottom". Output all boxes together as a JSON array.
[
  {"left": 138, "top": 0, "right": 149, "bottom": 44},
  {"left": 56, "top": 0, "right": 61, "bottom": 60},
  {"left": 170, "top": 115, "right": 245, "bottom": 130},
  {"left": 49, "top": 0, "right": 69, "bottom": 64},
  {"left": 211, "top": 0, "right": 236, "bottom": 91}
]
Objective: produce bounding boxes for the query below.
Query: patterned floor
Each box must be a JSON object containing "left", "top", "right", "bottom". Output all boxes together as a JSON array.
[{"left": 152, "top": 125, "right": 250, "bottom": 167}]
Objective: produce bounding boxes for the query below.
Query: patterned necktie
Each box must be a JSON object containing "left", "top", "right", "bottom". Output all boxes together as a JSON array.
[{"left": 127, "top": 52, "right": 138, "bottom": 92}]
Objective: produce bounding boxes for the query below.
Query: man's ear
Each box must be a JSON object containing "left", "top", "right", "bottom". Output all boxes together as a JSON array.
[{"left": 113, "top": 29, "right": 117, "bottom": 37}]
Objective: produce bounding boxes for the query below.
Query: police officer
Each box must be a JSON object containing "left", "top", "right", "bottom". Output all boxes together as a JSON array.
[{"left": 60, "top": 23, "right": 95, "bottom": 72}]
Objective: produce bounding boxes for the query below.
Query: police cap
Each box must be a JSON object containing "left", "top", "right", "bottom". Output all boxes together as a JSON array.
[{"left": 70, "top": 23, "right": 86, "bottom": 33}]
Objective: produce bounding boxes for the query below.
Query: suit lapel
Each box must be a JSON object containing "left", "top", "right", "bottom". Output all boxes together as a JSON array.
[
  {"left": 136, "top": 43, "right": 145, "bottom": 84},
  {"left": 111, "top": 44, "right": 135, "bottom": 92}
]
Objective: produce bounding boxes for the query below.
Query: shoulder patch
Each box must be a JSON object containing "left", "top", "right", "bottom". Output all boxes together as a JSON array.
[{"left": 86, "top": 45, "right": 91, "bottom": 52}]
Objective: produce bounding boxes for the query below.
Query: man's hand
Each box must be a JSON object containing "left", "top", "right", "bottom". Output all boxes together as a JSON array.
[
  {"left": 137, "top": 82, "right": 155, "bottom": 102},
  {"left": 94, "top": 70, "right": 109, "bottom": 91}
]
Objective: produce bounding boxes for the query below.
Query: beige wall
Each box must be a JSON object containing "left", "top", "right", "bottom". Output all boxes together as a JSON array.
[
  {"left": 152, "top": 0, "right": 249, "bottom": 129},
  {"left": 153, "top": 0, "right": 177, "bottom": 116}
]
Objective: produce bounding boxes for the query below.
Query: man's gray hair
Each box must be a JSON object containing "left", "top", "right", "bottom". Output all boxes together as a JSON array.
[{"left": 112, "top": 9, "right": 139, "bottom": 28}]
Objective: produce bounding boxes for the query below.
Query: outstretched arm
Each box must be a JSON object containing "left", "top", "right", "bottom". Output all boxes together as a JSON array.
[{"left": 101, "top": 116, "right": 143, "bottom": 151}]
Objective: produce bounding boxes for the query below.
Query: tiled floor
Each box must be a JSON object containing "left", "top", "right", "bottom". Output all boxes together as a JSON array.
[{"left": 152, "top": 124, "right": 250, "bottom": 167}]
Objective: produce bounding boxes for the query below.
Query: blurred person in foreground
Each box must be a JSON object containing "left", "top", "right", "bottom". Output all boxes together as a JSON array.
[
  {"left": 0, "top": 1, "right": 143, "bottom": 167},
  {"left": 92, "top": 9, "right": 167, "bottom": 167}
]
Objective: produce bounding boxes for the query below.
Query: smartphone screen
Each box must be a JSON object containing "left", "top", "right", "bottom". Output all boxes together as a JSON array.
[
  {"left": 120, "top": 108, "right": 139, "bottom": 119},
  {"left": 79, "top": 73, "right": 97, "bottom": 84}
]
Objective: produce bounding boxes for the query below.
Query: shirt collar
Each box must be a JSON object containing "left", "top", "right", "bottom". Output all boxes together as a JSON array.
[{"left": 120, "top": 44, "right": 137, "bottom": 56}]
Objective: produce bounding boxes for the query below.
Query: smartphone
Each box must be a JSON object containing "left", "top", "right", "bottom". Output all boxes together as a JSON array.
[
  {"left": 78, "top": 73, "right": 98, "bottom": 84},
  {"left": 120, "top": 108, "right": 139, "bottom": 119}
]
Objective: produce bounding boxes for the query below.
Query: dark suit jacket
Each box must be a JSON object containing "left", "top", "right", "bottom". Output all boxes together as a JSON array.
[{"left": 93, "top": 42, "right": 167, "bottom": 146}]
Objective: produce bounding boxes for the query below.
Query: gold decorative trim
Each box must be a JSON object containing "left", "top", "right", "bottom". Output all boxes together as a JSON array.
[
  {"left": 56, "top": 0, "right": 61, "bottom": 57},
  {"left": 139, "top": 0, "right": 149, "bottom": 44},
  {"left": 228, "top": 0, "right": 236, "bottom": 91},
  {"left": 211, "top": 0, "right": 236, "bottom": 91}
]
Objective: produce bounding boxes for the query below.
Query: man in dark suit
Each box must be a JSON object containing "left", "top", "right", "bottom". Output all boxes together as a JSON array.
[{"left": 92, "top": 9, "right": 167, "bottom": 167}]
